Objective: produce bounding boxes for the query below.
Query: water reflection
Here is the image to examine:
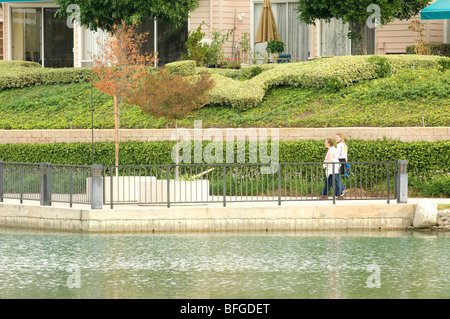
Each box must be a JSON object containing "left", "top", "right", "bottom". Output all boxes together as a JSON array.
[{"left": 0, "top": 228, "right": 449, "bottom": 299}]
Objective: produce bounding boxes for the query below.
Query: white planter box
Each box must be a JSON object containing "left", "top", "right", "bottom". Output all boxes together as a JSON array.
[
  {"left": 87, "top": 177, "right": 209, "bottom": 203},
  {"left": 138, "top": 180, "right": 210, "bottom": 203},
  {"left": 87, "top": 176, "right": 157, "bottom": 202}
]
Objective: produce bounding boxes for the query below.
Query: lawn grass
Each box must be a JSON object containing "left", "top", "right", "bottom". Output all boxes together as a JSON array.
[{"left": 0, "top": 68, "right": 449, "bottom": 129}]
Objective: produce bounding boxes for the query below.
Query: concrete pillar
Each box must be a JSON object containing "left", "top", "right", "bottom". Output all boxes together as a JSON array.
[
  {"left": 397, "top": 160, "right": 408, "bottom": 204},
  {"left": 40, "top": 162, "right": 52, "bottom": 206},
  {"left": 0, "top": 160, "right": 3, "bottom": 202},
  {"left": 91, "top": 165, "right": 103, "bottom": 209}
]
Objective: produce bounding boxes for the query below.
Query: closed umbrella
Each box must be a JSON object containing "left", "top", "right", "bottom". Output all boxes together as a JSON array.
[
  {"left": 255, "top": 0, "right": 281, "bottom": 43},
  {"left": 421, "top": 0, "right": 450, "bottom": 20}
]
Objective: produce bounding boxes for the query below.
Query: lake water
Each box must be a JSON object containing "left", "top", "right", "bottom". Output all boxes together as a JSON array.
[{"left": 0, "top": 227, "right": 449, "bottom": 299}]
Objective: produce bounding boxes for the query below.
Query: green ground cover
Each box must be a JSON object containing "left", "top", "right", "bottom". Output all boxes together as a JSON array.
[
  {"left": 0, "top": 55, "right": 448, "bottom": 197},
  {"left": 0, "top": 67, "right": 449, "bottom": 129}
]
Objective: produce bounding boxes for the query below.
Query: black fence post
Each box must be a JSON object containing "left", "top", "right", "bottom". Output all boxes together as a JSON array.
[
  {"left": 110, "top": 167, "right": 114, "bottom": 210},
  {"left": 40, "top": 162, "right": 52, "bottom": 206},
  {"left": 278, "top": 164, "right": 281, "bottom": 206},
  {"left": 386, "top": 162, "right": 390, "bottom": 204},
  {"left": 0, "top": 161, "right": 3, "bottom": 203},
  {"left": 223, "top": 165, "right": 226, "bottom": 207},
  {"left": 332, "top": 163, "right": 336, "bottom": 205},
  {"left": 167, "top": 165, "right": 170, "bottom": 208}
]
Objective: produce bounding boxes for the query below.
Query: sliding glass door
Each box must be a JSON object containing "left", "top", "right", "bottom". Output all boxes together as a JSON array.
[
  {"left": 11, "top": 8, "right": 42, "bottom": 64},
  {"left": 43, "top": 8, "right": 73, "bottom": 68},
  {"left": 11, "top": 6, "right": 73, "bottom": 67},
  {"left": 253, "top": 1, "right": 310, "bottom": 61}
]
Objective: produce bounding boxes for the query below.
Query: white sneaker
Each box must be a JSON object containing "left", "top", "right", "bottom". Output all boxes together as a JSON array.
[{"left": 341, "top": 189, "right": 346, "bottom": 197}]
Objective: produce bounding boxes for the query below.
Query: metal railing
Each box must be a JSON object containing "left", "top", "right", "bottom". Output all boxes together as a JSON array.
[
  {"left": 102, "top": 161, "right": 398, "bottom": 208},
  {"left": 0, "top": 160, "right": 404, "bottom": 209},
  {"left": 0, "top": 161, "right": 93, "bottom": 207}
]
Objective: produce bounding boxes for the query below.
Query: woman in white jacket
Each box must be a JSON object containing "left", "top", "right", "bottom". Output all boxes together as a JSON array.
[
  {"left": 335, "top": 133, "right": 348, "bottom": 198},
  {"left": 320, "top": 138, "right": 340, "bottom": 199}
]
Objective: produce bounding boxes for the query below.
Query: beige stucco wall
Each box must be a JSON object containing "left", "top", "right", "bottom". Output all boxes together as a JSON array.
[
  {"left": 0, "top": 127, "right": 448, "bottom": 144},
  {"left": 190, "top": 0, "right": 251, "bottom": 58},
  {"left": 375, "top": 17, "right": 444, "bottom": 54}
]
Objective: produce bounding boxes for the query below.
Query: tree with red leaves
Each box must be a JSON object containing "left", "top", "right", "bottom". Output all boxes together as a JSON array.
[
  {"left": 93, "top": 21, "right": 156, "bottom": 167},
  {"left": 126, "top": 68, "right": 214, "bottom": 178}
]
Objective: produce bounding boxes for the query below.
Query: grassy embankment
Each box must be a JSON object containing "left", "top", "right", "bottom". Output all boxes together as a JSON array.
[
  {"left": 0, "top": 56, "right": 449, "bottom": 129},
  {"left": 0, "top": 56, "right": 448, "bottom": 197}
]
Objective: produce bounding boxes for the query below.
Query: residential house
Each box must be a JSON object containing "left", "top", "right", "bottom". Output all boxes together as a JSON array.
[
  {"left": 1, "top": 0, "right": 449, "bottom": 67},
  {"left": 192, "top": 0, "right": 449, "bottom": 59},
  {"left": 0, "top": 0, "right": 187, "bottom": 67}
]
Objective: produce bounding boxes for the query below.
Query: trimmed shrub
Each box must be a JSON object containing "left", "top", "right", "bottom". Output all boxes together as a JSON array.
[
  {"left": 198, "top": 66, "right": 241, "bottom": 79},
  {"left": 165, "top": 60, "right": 197, "bottom": 76},
  {"left": 240, "top": 65, "right": 263, "bottom": 79},
  {"left": 206, "top": 55, "right": 450, "bottom": 110},
  {"left": 368, "top": 56, "right": 391, "bottom": 77},
  {"left": 0, "top": 60, "right": 42, "bottom": 68},
  {"left": 406, "top": 43, "right": 450, "bottom": 57},
  {"left": 0, "top": 67, "right": 95, "bottom": 91},
  {"left": 383, "top": 54, "right": 447, "bottom": 73}
]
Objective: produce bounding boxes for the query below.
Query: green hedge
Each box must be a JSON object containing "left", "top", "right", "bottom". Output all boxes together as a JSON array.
[
  {"left": 0, "top": 66, "right": 95, "bottom": 91},
  {"left": 0, "top": 61, "right": 42, "bottom": 68},
  {"left": 206, "top": 55, "right": 450, "bottom": 110},
  {"left": 0, "top": 140, "right": 448, "bottom": 176},
  {"left": 165, "top": 60, "right": 197, "bottom": 76},
  {"left": 406, "top": 43, "right": 450, "bottom": 57}
]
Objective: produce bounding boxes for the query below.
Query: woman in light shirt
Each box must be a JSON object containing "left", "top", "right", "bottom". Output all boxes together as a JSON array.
[
  {"left": 335, "top": 133, "right": 348, "bottom": 198},
  {"left": 320, "top": 138, "right": 340, "bottom": 199}
]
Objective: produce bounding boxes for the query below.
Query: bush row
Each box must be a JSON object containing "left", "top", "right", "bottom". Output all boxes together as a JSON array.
[
  {"left": 203, "top": 55, "right": 450, "bottom": 110},
  {"left": 0, "top": 139, "right": 448, "bottom": 176},
  {"left": 406, "top": 43, "right": 450, "bottom": 57},
  {"left": 0, "top": 66, "right": 95, "bottom": 91},
  {"left": 0, "top": 61, "right": 42, "bottom": 68}
]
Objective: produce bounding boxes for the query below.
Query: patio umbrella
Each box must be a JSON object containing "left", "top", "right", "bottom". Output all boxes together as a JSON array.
[
  {"left": 255, "top": 0, "right": 281, "bottom": 43},
  {"left": 421, "top": 0, "right": 450, "bottom": 20}
]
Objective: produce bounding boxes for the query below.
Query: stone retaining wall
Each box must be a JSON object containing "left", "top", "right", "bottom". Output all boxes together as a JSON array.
[
  {"left": 437, "top": 210, "right": 450, "bottom": 230},
  {"left": 0, "top": 127, "right": 448, "bottom": 144},
  {"left": 0, "top": 201, "right": 415, "bottom": 233}
]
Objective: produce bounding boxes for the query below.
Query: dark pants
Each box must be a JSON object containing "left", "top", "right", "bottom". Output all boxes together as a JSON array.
[
  {"left": 321, "top": 174, "right": 341, "bottom": 197},
  {"left": 335, "top": 173, "right": 345, "bottom": 196}
]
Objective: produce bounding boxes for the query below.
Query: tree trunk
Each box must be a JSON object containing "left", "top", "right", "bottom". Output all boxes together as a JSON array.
[
  {"left": 175, "top": 120, "right": 179, "bottom": 181},
  {"left": 349, "top": 22, "right": 367, "bottom": 55},
  {"left": 113, "top": 94, "right": 120, "bottom": 172}
]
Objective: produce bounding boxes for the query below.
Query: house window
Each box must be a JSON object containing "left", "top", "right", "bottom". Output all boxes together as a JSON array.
[
  {"left": 11, "top": 6, "right": 73, "bottom": 67},
  {"left": 253, "top": 1, "right": 310, "bottom": 61},
  {"left": 81, "top": 27, "right": 108, "bottom": 67},
  {"left": 136, "top": 18, "right": 188, "bottom": 66},
  {"left": 0, "top": 21, "right": 4, "bottom": 60}
]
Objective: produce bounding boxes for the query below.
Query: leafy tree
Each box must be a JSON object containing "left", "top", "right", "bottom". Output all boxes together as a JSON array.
[
  {"left": 56, "top": 0, "right": 199, "bottom": 32},
  {"left": 296, "top": 0, "right": 430, "bottom": 54},
  {"left": 126, "top": 68, "right": 214, "bottom": 178},
  {"left": 93, "top": 21, "right": 155, "bottom": 167}
]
